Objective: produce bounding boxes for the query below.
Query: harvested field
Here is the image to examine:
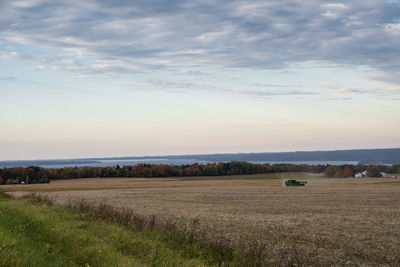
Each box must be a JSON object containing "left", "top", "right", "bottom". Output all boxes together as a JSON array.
[
  {"left": 5, "top": 174, "right": 400, "bottom": 265},
  {"left": 1, "top": 173, "right": 311, "bottom": 192}
]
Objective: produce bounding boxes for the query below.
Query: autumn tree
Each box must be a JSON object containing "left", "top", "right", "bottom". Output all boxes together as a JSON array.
[
  {"left": 366, "top": 165, "right": 381, "bottom": 177},
  {"left": 325, "top": 166, "right": 341, "bottom": 178},
  {"left": 342, "top": 166, "right": 354, "bottom": 177}
]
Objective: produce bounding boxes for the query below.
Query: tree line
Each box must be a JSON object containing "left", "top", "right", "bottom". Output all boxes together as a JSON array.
[
  {"left": 0, "top": 162, "right": 399, "bottom": 185},
  {"left": 324, "top": 164, "right": 399, "bottom": 178}
]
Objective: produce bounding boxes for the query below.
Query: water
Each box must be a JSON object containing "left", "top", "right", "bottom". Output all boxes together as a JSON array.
[{"left": 38, "top": 159, "right": 212, "bottom": 169}]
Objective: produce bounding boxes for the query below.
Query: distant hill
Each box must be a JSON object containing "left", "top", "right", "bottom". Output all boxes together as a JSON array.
[
  {"left": 176, "top": 148, "right": 400, "bottom": 164},
  {"left": 1, "top": 148, "right": 399, "bottom": 168}
]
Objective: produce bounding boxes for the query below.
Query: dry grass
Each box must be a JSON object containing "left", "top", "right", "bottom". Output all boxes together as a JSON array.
[{"left": 5, "top": 175, "right": 400, "bottom": 265}]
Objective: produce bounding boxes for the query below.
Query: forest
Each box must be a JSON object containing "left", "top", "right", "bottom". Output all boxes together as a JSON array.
[{"left": 0, "top": 162, "right": 399, "bottom": 185}]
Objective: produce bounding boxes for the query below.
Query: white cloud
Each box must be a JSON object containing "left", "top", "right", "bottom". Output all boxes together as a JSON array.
[
  {"left": 0, "top": 51, "right": 22, "bottom": 60},
  {"left": 0, "top": 75, "right": 15, "bottom": 80},
  {"left": 0, "top": 0, "right": 399, "bottom": 89}
]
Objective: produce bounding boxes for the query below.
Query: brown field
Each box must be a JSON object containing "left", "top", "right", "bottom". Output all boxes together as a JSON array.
[{"left": 4, "top": 173, "right": 400, "bottom": 265}]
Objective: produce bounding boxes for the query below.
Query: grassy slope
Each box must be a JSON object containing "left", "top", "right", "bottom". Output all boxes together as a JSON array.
[{"left": 0, "top": 194, "right": 219, "bottom": 267}]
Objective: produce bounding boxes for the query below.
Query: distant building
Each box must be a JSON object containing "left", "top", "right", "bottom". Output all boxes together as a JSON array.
[
  {"left": 355, "top": 171, "right": 388, "bottom": 178},
  {"left": 354, "top": 171, "right": 368, "bottom": 178}
]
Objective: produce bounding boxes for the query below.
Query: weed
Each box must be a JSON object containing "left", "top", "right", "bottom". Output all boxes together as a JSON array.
[{"left": 23, "top": 192, "right": 54, "bottom": 206}]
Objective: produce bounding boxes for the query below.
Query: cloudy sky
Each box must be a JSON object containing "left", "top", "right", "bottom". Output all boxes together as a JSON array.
[{"left": 1, "top": 0, "right": 400, "bottom": 160}]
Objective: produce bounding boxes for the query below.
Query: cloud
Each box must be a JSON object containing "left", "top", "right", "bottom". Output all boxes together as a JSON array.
[
  {"left": 31, "top": 58, "right": 148, "bottom": 76},
  {"left": 251, "top": 83, "right": 303, "bottom": 88},
  {"left": 319, "top": 80, "right": 400, "bottom": 98},
  {"left": 237, "top": 89, "right": 318, "bottom": 97},
  {"left": 127, "top": 77, "right": 318, "bottom": 97},
  {"left": 0, "top": 51, "right": 22, "bottom": 60},
  {"left": 0, "top": 75, "right": 15, "bottom": 81},
  {"left": 0, "top": 0, "right": 399, "bottom": 87}
]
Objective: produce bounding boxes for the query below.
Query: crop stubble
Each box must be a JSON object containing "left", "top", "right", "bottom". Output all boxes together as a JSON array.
[{"left": 7, "top": 176, "right": 400, "bottom": 265}]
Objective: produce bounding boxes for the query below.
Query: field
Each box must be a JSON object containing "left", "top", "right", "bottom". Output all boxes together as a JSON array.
[{"left": 3, "top": 173, "right": 400, "bottom": 266}]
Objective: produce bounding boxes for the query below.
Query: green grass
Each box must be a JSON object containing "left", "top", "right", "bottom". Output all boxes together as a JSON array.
[{"left": 0, "top": 193, "right": 224, "bottom": 267}]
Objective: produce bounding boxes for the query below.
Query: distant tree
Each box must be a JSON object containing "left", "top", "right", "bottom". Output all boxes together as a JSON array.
[
  {"left": 0, "top": 161, "right": 366, "bottom": 181},
  {"left": 334, "top": 168, "right": 344, "bottom": 178},
  {"left": 143, "top": 167, "right": 152, "bottom": 177},
  {"left": 342, "top": 166, "right": 354, "bottom": 177},
  {"left": 325, "top": 166, "right": 340, "bottom": 178},
  {"left": 366, "top": 165, "right": 381, "bottom": 177},
  {"left": 389, "top": 165, "right": 400, "bottom": 174},
  {"left": 79, "top": 166, "right": 90, "bottom": 178}
]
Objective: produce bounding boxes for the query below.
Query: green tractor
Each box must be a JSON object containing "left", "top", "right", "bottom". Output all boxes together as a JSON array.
[{"left": 285, "top": 179, "right": 307, "bottom": 186}]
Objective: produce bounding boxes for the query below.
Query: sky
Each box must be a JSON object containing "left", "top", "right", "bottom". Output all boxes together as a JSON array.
[{"left": 0, "top": 0, "right": 400, "bottom": 160}]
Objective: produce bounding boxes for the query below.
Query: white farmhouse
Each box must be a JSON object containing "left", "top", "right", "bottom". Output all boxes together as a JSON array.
[{"left": 354, "top": 171, "right": 368, "bottom": 178}]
